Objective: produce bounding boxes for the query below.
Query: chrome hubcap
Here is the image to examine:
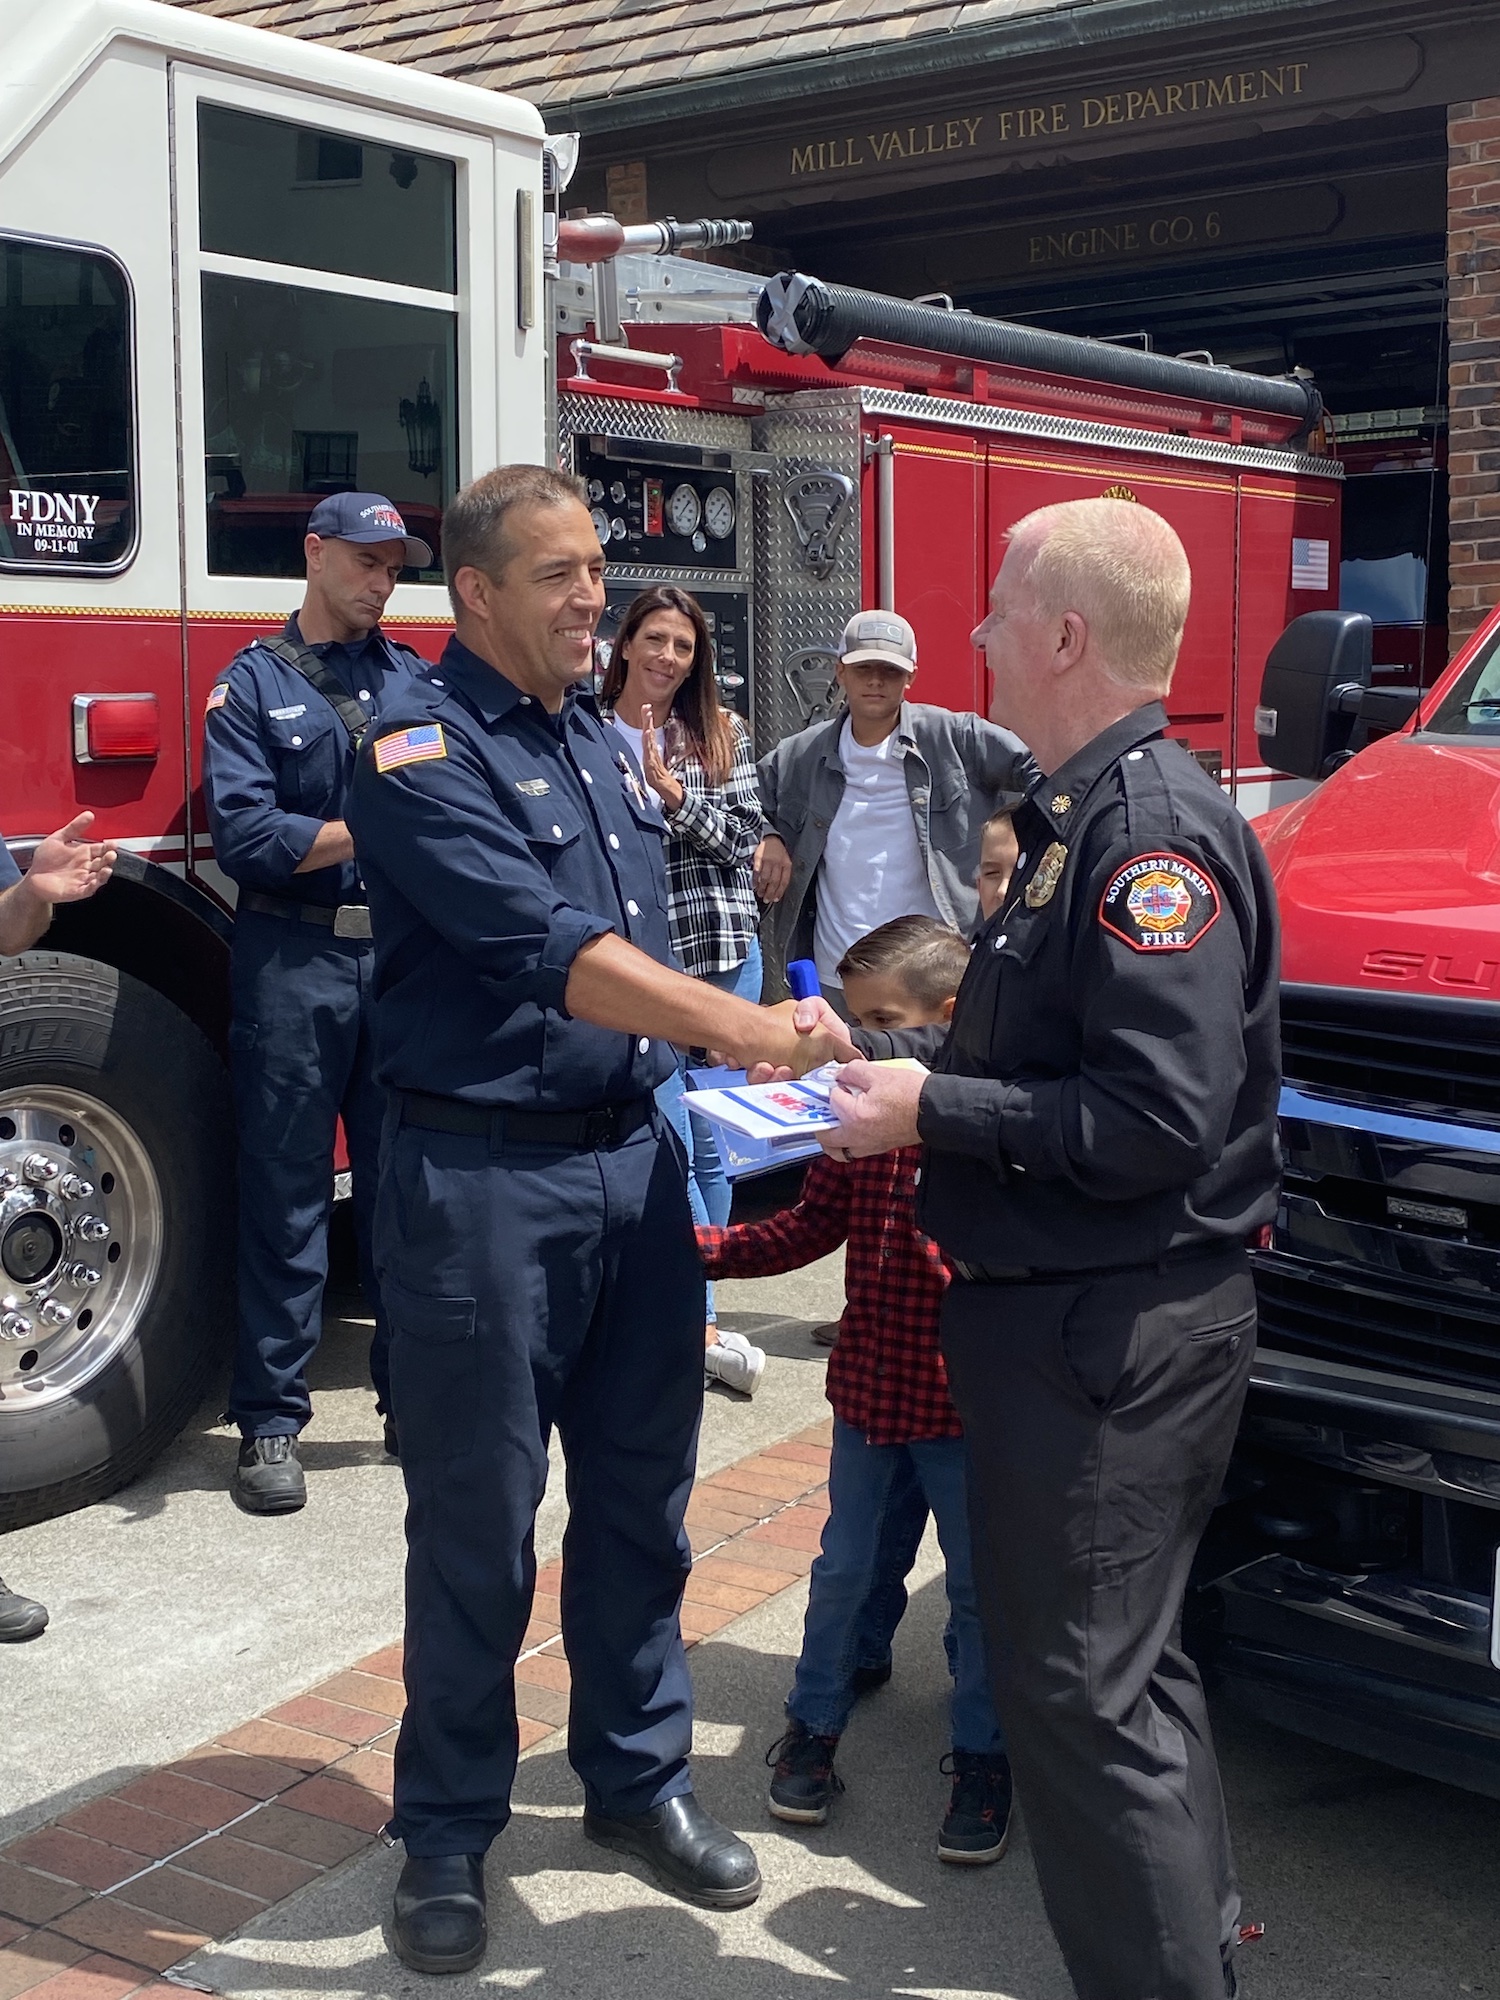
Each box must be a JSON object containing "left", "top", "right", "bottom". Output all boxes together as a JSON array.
[{"left": 0, "top": 1088, "right": 162, "bottom": 1410}]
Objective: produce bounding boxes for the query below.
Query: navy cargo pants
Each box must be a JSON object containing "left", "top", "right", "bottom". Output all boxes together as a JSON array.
[
  {"left": 375, "top": 1104, "right": 705, "bottom": 1857},
  {"left": 226, "top": 909, "right": 390, "bottom": 1436}
]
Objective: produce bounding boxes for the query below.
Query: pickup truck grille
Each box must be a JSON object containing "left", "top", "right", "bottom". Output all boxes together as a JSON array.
[
  {"left": 1254, "top": 1258, "right": 1500, "bottom": 1395},
  {"left": 1280, "top": 984, "right": 1500, "bottom": 1122}
]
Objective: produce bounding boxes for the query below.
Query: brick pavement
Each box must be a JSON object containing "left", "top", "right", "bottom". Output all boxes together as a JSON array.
[{"left": 0, "top": 1423, "right": 833, "bottom": 2000}]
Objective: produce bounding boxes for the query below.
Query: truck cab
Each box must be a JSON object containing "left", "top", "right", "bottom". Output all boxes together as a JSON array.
[{"left": 1198, "top": 606, "right": 1500, "bottom": 1797}]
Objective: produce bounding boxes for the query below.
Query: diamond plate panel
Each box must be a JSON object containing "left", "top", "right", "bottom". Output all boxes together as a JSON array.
[
  {"left": 557, "top": 393, "right": 751, "bottom": 454},
  {"left": 750, "top": 393, "right": 864, "bottom": 757}
]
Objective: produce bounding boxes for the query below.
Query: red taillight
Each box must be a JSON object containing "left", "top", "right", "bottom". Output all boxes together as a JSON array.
[{"left": 72, "top": 694, "right": 160, "bottom": 763}]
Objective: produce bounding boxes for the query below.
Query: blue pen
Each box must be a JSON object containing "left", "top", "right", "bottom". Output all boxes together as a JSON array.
[{"left": 786, "top": 959, "right": 821, "bottom": 1001}]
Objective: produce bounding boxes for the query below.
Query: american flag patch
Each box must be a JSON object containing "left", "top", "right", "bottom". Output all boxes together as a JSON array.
[
  {"left": 374, "top": 723, "right": 447, "bottom": 774},
  {"left": 1291, "top": 537, "right": 1330, "bottom": 592},
  {"left": 205, "top": 683, "right": 228, "bottom": 713}
]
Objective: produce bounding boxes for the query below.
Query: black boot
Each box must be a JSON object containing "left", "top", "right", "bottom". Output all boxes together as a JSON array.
[
  {"left": 583, "top": 1792, "right": 762, "bottom": 1910},
  {"left": 937, "top": 1750, "right": 1012, "bottom": 1865},
  {"left": 766, "top": 1721, "right": 844, "bottom": 1825},
  {"left": 383, "top": 1414, "right": 400, "bottom": 1461},
  {"left": 0, "top": 1579, "right": 48, "bottom": 1642},
  {"left": 233, "top": 1435, "right": 306, "bottom": 1514},
  {"left": 392, "top": 1853, "right": 486, "bottom": 1974}
]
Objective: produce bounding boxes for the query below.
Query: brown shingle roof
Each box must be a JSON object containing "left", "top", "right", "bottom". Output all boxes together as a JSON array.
[{"left": 163, "top": 0, "right": 1084, "bottom": 112}]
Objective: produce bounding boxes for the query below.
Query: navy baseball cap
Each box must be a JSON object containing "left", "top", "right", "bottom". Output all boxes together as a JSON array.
[{"left": 306, "top": 492, "right": 432, "bottom": 569}]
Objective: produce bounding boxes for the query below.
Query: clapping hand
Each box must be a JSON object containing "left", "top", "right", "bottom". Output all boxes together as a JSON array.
[{"left": 637, "top": 706, "right": 685, "bottom": 813}]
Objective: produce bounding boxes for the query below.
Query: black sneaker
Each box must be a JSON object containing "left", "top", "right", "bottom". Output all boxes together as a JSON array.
[
  {"left": 233, "top": 1435, "right": 307, "bottom": 1514},
  {"left": 937, "top": 1750, "right": 1012, "bottom": 1865},
  {"left": 0, "top": 1579, "right": 48, "bottom": 1642},
  {"left": 383, "top": 1414, "right": 400, "bottom": 1461},
  {"left": 766, "top": 1722, "right": 844, "bottom": 1825},
  {"left": 851, "top": 1660, "right": 892, "bottom": 1699}
]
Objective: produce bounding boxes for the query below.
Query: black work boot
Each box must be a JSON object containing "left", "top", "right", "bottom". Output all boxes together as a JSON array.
[
  {"left": 766, "top": 1721, "right": 844, "bottom": 1825},
  {"left": 937, "top": 1749, "right": 1012, "bottom": 1865},
  {"left": 392, "top": 1853, "right": 486, "bottom": 1974},
  {"left": 233, "top": 1435, "right": 306, "bottom": 1514},
  {"left": 0, "top": 1579, "right": 48, "bottom": 1642},
  {"left": 583, "top": 1792, "right": 762, "bottom": 1909}
]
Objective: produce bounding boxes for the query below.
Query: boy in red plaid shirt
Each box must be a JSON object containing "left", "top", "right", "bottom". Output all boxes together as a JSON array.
[{"left": 696, "top": 916, "right": 1010, "bottom": 1863}]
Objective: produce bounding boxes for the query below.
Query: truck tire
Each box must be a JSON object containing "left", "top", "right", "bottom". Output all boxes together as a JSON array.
[{"left": 0, "top": 953, "right": 234, "bottom": 1528}]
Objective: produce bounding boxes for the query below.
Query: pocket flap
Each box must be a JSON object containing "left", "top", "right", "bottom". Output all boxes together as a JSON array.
[
  {"left": 513, "top": 801, "right": 584, "bottom": 848},
  {"left": 385, "top": 1281, "right": 477, "bottom": 1344}
]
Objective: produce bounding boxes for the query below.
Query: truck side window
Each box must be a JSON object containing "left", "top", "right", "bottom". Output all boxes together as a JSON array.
[
  {"left": 0, "top": 236, "right": 135, "bottom": 572},
  {"left": 198, "top": 106, "right": 456, "bottom": 294},
  {"left": 1423, "top": 630, "right": 1500, "bottom": 736},
  {"left": 196, "top": 104, "right": 458, "bottom": 581}
]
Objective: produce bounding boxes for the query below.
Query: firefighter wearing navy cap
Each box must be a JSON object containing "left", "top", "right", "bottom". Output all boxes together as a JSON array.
[
  {"left": 346, "top": 464, "right": 854, "bottom": 1974},
  {"left": 819, "top": 499, "right": 1281, "bottom": 2000},
  {"left": 202, "top": 491, "right": 434, "bottom": 1514}
]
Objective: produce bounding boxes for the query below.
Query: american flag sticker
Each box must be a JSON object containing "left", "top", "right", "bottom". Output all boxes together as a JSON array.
[
  {"left": 205, "top": 683, "right": 228, "bottom": 712},
  {"left": 1291, "top": 538, "right": 1330, "bottom": 592},
  {"left": 374, "top": 723, "right": 447, "bottom": 774}
]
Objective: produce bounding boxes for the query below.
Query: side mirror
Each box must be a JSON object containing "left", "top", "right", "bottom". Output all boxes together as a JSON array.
[{"left": 1255, "top": 611, "right": 1373, "bottom": 780}]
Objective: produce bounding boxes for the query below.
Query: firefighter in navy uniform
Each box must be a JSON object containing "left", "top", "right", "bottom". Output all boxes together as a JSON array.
[
  {"left": 202, "top": 492, "right": 433, "bottom": 1515},
  {"left": 346, "top": 465, "right": 853, "bottom": 1976},
  {"left": 820, "top": 499, "right": 1281, "bottom": 2000}
]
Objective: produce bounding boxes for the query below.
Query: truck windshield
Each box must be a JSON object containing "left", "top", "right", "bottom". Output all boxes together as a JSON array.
[
  {"left": 1420, "top": 627, "right": 1500, "bottom": 736},
  {"left": 0, "top": 235, "right": 134, "bottom": 571}
]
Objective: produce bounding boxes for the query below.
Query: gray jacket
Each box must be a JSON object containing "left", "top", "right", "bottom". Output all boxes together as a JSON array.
[{"left": 756, "top": 701, "right": 1038, "bottom": 998}]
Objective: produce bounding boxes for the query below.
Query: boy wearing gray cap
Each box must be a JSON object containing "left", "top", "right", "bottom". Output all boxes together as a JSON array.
[{"left": 756, "top": 610, "right": 1036, "bottom": 1012}]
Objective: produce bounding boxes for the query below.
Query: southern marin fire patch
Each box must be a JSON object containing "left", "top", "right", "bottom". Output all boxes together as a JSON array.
[{"left": 1099, "top": 853, "right": 1221, "bottom": 952}]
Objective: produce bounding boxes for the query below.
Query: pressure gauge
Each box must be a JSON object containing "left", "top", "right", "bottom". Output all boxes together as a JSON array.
[
  {"left": 666, "top": 482, "right": 702, "bottom": 538},
  {"left": 609, "top": 479, "right": 627, "bottom": 504},
  {"left": 589, "top": 506, "right": 610, "bottom": 545},
  {"left": 704, "top": 485, "right": 736, "bottom": 540},
  {"left": 609, "top": 516, "right": 627, "bottom": 541},
  {"left": 586, "top": 478, "right": 605, "bottom": 503}
]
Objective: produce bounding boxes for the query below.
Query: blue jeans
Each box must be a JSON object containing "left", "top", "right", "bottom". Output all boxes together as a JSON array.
[
  {"left": 656, "top": 939, "right": 763, "bottom": 1322},
  {"left": 789, "top": 1418, "right": 1004, "bottom": 1754}
]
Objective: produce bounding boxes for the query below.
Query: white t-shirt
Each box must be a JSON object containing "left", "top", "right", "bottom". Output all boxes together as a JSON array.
[
  {"left": 609, "top": 716, "right": 663, "bottom": 771},
  {"left": 813, "top": 717, "right": 940, "bottom": 988}
]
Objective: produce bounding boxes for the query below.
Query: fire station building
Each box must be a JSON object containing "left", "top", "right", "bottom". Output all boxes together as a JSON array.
[{"left": 177, "top": 0, "right": 1500, "bottom": 669}]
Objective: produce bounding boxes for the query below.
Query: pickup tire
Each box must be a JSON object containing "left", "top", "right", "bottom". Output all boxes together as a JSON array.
[{"left": 0, "top": 953, "right": 234, "bottom": 1528}]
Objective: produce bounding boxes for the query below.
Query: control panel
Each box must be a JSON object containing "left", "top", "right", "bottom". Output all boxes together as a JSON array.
[{"left": 574, "top": 436, "right": 742, "bottom": 573}]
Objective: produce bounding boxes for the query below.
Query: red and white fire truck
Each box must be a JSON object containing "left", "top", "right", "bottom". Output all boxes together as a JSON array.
[{"left": 0, "top": 0, "right": 1340, "bottom": 1527}]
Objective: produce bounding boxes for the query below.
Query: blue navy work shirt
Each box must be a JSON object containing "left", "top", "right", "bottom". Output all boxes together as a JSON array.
[
  {"left": 201, "top": 616, "right": 426, "bottom": 907},
  {"left": 0, "top": 842, "right": 20, "bottom": 891},
  {"left": 347, "top": 635, "right": 679, "bottom": 1110}
]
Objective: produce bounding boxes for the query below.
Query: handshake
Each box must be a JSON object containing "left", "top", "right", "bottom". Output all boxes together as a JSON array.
[{"left": 743, "top": 997, "right": 931, "bottom": 1164}]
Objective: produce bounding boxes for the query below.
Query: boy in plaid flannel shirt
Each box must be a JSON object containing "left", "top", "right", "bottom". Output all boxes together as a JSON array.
[{"left": 697, "top": 916, "right": 1011, "bottom": 1863}]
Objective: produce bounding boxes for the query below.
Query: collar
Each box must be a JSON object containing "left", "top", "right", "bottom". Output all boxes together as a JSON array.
[
  {"left": 288, "top": 614, "right": 378, "bottom": 662},
  {"left": 437, "top": 634, "right": 566, "bottom": 727},
  {"left": 1029, "top": 702, "right": 1168, "bottom": 839}
]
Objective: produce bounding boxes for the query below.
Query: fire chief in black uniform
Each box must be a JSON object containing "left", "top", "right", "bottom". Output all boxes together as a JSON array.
[
  {"left": 347, "top": 465, "right": 853, "bottom": 1975},
  {"left": 821, "top": 498, "right": 1280, "bottom": 2000}
]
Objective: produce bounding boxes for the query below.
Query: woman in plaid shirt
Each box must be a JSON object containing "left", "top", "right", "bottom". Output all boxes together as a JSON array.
[
  {"left": 697, "top": 916, "right": 1012, "bottom": 1863},
  {"left": 601, "top": 587, "right": 768, "bottom": 1395}
]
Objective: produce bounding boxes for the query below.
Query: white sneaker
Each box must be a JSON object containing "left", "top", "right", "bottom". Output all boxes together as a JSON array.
[
  {"left": 704, "top": 1340, "right": 766, "bottom": 1397},
  {"left": 715, "top": 1328, "right": 754, "bottom": 1355}
]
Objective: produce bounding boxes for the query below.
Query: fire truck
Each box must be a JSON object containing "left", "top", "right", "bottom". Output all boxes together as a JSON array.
[{"left": 0, "top": 0, "right": 1339, "bottom": 1528}]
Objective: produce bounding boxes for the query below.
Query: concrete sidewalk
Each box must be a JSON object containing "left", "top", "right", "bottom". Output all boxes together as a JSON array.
[{"left": 0, "top": 1256, "right": 845, "bottom": 1847}]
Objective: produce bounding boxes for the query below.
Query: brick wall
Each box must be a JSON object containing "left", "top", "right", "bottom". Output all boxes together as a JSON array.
[{"left": 1449, "top": 99, "right": 1500, "bottom": 649}]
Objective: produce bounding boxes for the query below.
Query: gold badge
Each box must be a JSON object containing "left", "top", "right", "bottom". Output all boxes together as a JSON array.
[
  {"left": 1025, "top": 841, "right": 1068, "bottom": 908},
  {"left": 1050, "top": 793, "right": 1072, "bottom": 816}
]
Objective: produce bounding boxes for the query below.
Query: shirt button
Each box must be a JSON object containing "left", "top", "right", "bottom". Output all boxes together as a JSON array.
[
  {"left": 431, "top": 678, "right": 444, "bottom": 688},
  {"left": 291, "top": 735, "right": 302, "bottom": 746},
  {"left": 1127, "top": 750, "right": 1144, "bottom": 760},
  {"left": 638, "top": 1037, "right": 650, "bottom": 1054},
  {"left": 582, "top": 769, "right": 594, "bottom": 784},
  {"left": 552, "top": 824, "right": 563, "bottom": 837},
  {"left": 520, "top": 695, "right": 531, "bottom": 705},
  {"left": 608, "top": 834, "right": 620, "bottom": 849},
  {"left": 358, "top": 689, "right": 371, "bottom": 701},
  {"left": 627, "top": 899, "right": 640, "bottom": 916}
]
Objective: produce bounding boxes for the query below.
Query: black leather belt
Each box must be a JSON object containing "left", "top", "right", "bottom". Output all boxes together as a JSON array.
[
  {"left": 240, "top": 890, "right": 371, "bottom": 940},
  {"left": 949, "top": 1242, "right": 1246, "bottom": 1285},
  {"left": 397, "top": 1089, "right": 653, "bottom": 1152}
]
